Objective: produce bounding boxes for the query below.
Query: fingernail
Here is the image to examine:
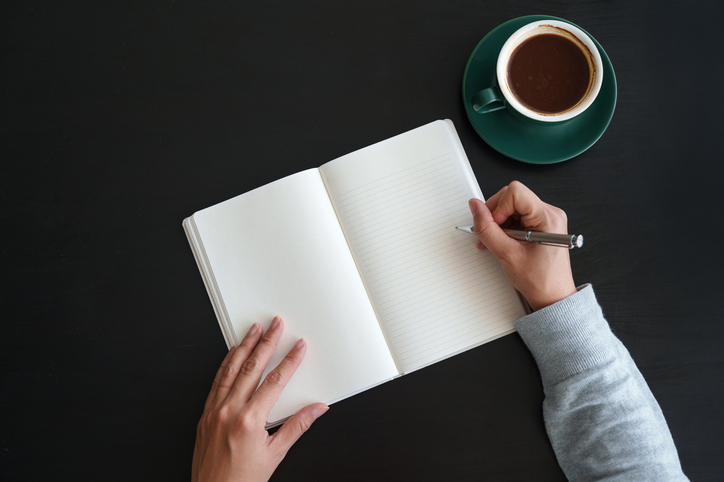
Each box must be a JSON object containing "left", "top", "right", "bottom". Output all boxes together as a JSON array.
[
  {"left": 469, "top": 199, "right": 478, "bottom": 215},
  {"left": 293, "top": 338, "right": 306, "bottom": 350},
  {"left": 313, "top": 405, "right": 329, "bottom": 420},
  {"left": 246, "top": 323, "right": 259, "bottom": 337},
  {"left": 270, "top": 316, "right": 281, "bottom": 330}
]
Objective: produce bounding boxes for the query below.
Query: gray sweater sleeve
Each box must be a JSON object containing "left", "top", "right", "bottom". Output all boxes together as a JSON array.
[{"left": 514, "top": 284, "right": 688, "bottom": 481}]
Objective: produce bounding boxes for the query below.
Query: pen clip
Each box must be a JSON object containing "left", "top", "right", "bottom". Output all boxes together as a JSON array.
[
  {"left": 537, "top": 234, "right": 583, "bottom": 249},
  {"left": 537, "top": 241, "right": 575, "bottom": 249}
]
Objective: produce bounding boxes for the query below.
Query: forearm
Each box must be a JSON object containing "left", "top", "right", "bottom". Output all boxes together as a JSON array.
[{"left": 515, "top": 285, "right": 687, "bottom": 481}]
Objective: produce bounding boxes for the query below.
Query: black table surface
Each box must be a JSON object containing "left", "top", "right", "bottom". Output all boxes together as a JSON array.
[{"left": 2, "top": 1, "right": 723, "bottom": 480}]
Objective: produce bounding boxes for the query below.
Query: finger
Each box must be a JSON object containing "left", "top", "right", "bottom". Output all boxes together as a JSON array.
[
  {"left": 483, "top": 185, "right": 508, "bottom": 213},
  {"left": 226, "top": 316, "right": 285, "bottom": 404},
  {"left": 469, "top": 198, "right": 518, "bottom": 259},
  {"left": 211, "top": 322, "right": 264, "bottom": 407},
  {"left": 204, "top": 345, "right": 237, "bottom": 410},
  {"left": 270, "top": 402, "right": 328, "bottom": 455},
  {"left": 248, "top": 338, "right": 306, "bottom": 415},
  {"left": 491, "top": 181, "right": 549, "bottom": 229}
]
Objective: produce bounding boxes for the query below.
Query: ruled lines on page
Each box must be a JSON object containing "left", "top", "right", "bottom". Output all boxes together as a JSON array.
[{"left": 332, "top": 154, "right": 525, "bottom": 372}]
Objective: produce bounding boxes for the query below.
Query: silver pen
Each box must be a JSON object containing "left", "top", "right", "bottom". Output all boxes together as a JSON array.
[{"left": 456, "top": 225, "right": 583, "bottom": 249}]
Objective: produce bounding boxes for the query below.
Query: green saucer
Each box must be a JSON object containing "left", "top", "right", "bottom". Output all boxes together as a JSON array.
[{"left": 462, "top": 15, "right": 617, "bottom": 164}]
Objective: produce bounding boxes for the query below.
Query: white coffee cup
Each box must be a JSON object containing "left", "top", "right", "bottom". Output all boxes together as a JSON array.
[{"left": 472, "top": 20, "right": 604, "bottom": 123}]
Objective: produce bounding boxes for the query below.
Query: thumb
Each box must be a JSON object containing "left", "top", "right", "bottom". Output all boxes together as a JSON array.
[
  {"left": 271, "top": 403, "right": 328, "bottom": 453},
  {"left": 469, "top": 198, "right": 514, "bottom": 257}
]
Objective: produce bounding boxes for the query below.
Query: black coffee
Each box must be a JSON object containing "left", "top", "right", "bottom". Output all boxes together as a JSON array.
[{"left": 507, "top": 33, "right": 591, "bottom": 114}]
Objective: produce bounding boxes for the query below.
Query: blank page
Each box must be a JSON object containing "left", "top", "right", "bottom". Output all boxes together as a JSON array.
[
  {"left": 320, "top": 121, "right": 527, "bottom": 373},
  {"left": 189, "top": 169, "right": 398, "bottom": 424}
]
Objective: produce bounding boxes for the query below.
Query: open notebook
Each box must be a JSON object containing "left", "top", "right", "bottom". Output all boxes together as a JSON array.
[{"left": 183, "top": 120, "right": 528, "bottom": 426}]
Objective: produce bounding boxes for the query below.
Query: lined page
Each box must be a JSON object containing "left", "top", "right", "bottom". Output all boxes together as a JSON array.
[
  {"left": 320, "top": 121, "right": 527, "bottom": 373},
  {"left": 190, "top": 169, "right": 398, "bottom": 424}
]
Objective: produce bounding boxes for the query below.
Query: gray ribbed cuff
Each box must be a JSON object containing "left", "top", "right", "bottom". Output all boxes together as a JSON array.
[{"left": 514, "top": 285, "right": 618, "bottom": 387}]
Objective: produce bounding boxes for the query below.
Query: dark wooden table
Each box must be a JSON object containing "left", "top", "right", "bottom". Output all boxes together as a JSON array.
[{"left": 2, "top": 1, "right": 722, "bottom": 480}]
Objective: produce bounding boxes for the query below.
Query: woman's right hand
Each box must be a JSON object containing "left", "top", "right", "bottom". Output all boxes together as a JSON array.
[{"left": 469, "top": 181, "right": 577, "bottom": 311}]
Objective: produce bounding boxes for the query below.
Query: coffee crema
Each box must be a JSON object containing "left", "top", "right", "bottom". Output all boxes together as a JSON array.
[{"left": 507, "top": 33, "right": 591, "bottom": 115}]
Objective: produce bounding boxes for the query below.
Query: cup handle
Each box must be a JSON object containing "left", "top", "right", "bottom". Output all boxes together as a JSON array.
[{"left": 472, "top": 86, "right": 505, "bottom": 114}]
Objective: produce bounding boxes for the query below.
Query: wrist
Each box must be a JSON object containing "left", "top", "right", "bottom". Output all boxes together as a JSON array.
[{"left": 526, "top": 282, "right": 577, "bottom": 311}]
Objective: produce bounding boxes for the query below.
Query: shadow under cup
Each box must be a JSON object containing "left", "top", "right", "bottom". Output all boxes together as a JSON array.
[{"left": 472, "top": 20, "right": 603, "bottom": 125}]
